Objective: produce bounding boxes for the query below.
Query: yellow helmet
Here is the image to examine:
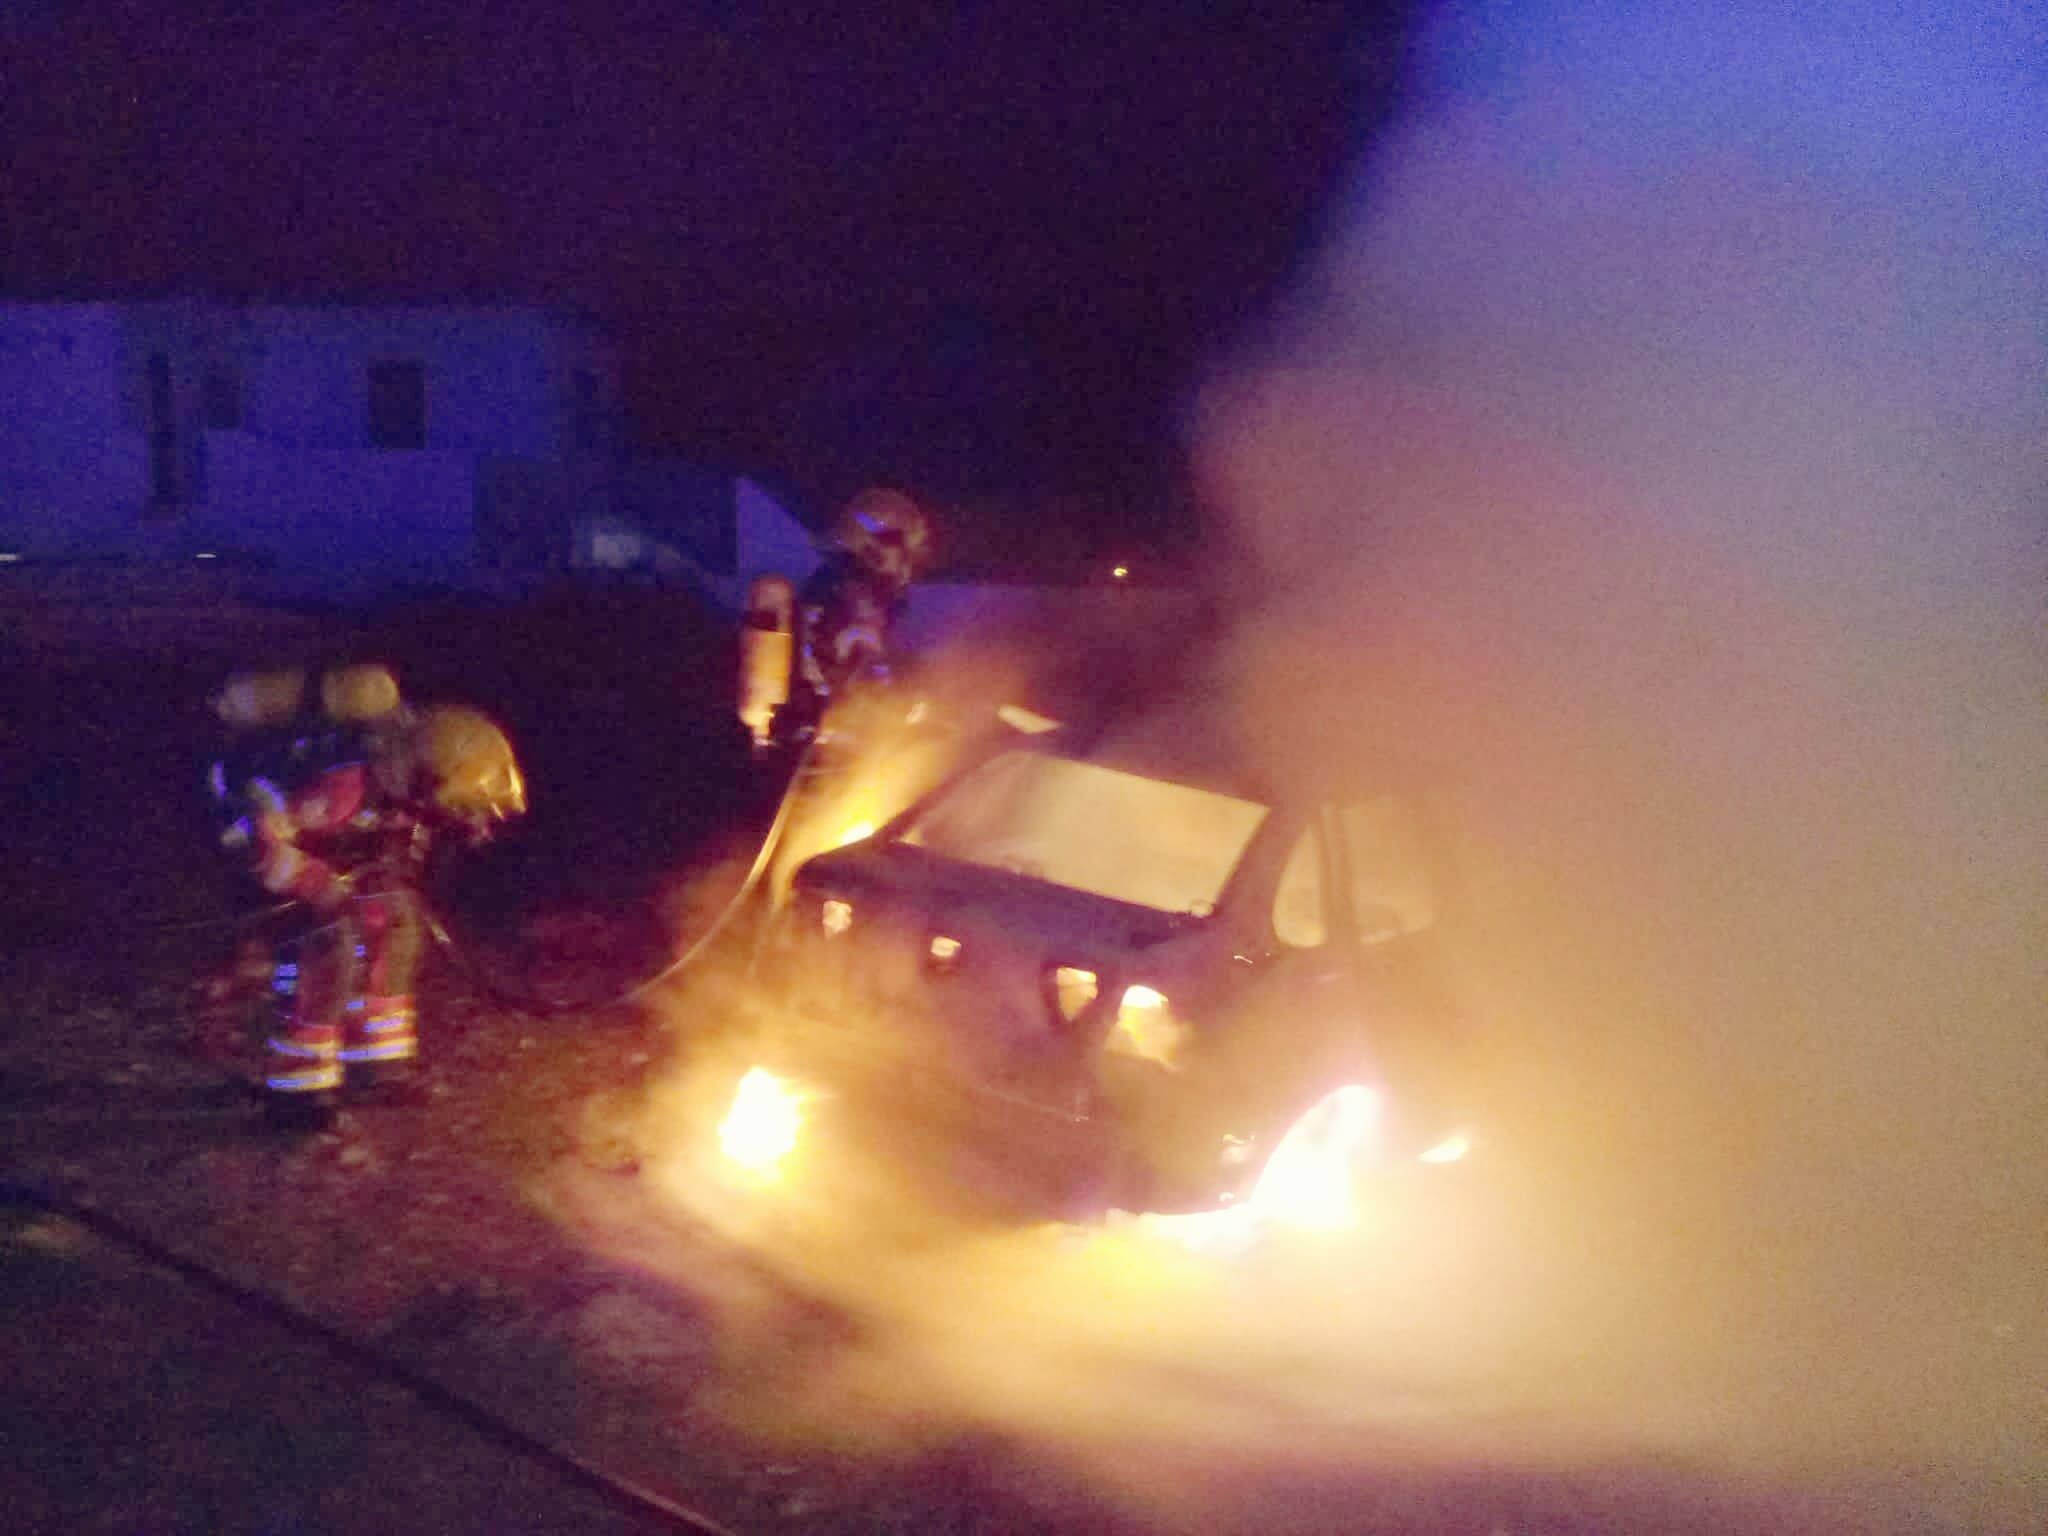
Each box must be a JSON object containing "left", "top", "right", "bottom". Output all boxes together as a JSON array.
[
  {"left": 836, "top": 487, "right": 934, "bottom": 586},
  {"left": 415, "top": 706, "right": 527, "bottom": 824},
  {"left": 212, "top": 668, "right": 307, "bottom": 727},
  {"left": 320, "top": 664, "right": 402, "bottom": 724}
]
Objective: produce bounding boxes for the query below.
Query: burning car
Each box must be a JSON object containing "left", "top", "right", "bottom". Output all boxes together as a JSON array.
[{"left": 719, "top": 707, "right": 1477, "bottom": 1238}]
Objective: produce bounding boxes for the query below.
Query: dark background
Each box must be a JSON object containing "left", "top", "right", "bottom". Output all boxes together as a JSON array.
[{"left": 0, "top": 1, "right": 1418, "bottom": 539}]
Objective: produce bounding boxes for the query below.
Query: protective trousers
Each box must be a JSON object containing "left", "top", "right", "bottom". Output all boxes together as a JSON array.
[{"left": 261, "top": 888, "right": 424, "bottom": 1100}]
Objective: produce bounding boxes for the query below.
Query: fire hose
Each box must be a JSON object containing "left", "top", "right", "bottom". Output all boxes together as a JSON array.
[
  {"left": 0, "top": 752, "right": 816, "bottom": 1135},
  {"left": 431, "top": 688, "right": 964, "bottom": 1016},
  {"left": 423, "top": 733, "right": 820, "bottom": 1017},
  {"left": 24, "top": 736, "right": 822, "bottom": 1016}
]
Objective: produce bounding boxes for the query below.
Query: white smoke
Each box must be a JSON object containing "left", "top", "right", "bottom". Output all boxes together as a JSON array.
[{"left": 1194, "top": 0, "right": 2047, "bottom": 1520}]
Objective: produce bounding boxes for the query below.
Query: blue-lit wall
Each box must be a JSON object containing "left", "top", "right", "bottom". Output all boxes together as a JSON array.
[
  {"left": 0, "top": 305, "right": 146, "bottom": 539},
  {"left": 1, "top": 300, "right": 620, "bottom": 604}
]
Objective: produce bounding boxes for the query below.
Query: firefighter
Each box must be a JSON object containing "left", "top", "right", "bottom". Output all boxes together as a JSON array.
[
  {"left": 787, "top": 487, "right": 934, "bottom": 738},
  {"left": 229, "top": 671, "right": 526, "bottom": 1122},
  {"left": 223, "top": 663, "right": 417, "bottom": 1121}
]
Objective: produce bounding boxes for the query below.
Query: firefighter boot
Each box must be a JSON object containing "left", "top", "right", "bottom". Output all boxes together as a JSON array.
[
  {"left": 345, "top": 995, "right": 421, "bottom": 1104},
  {"left": 261, "top": 1022, "right": 342, "bottom": 1130},
  {"left": 262, "top": 923, "right": 351, "bottom": 1128}
]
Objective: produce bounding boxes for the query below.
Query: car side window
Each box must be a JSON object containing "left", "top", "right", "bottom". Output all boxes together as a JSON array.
[
  {"left": 1272, "top": 823, "right": 1327, "bottom": 949},
  {"left": 1338, "top": 797, "right": 1437, "bottom": 942}
]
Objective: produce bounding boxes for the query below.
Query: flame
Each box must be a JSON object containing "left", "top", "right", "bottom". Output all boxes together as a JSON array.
[
  {"left": 718, "top": 1068, "right": 804, "bottom": 1175},
  {"left": 1128, "top": 1084, "right": 1383, "bottom": 1251},
  {"left": 1108, "top": 984, "right": 1188, "bottom": 1070},
  {"left": 1245, "top": 1084, "right": 1382, "bottom": 1229},
  {"left": 1051, "top": 965, "right": 1100, "bottom": 1021}
]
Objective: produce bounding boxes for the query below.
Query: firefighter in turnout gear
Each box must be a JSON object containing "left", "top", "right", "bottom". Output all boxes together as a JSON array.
[
  {"left": 216, "top": 668, "right": 527, "bottom": 1121},
  {"left": 785, "top": 487, "right": 934, "bottom": 741},
  {"left": 203, "top": 664, "right": 416, "bottom": 1119},
  {"left": 207, "top": 667, "right": 529, "bottom": 1120}
]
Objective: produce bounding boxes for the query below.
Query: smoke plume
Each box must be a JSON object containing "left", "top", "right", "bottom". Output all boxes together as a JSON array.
[
  {"left": 569, "top": 5, "right": 2045, "bottom": 1529},
  {"left": 1193, "top": 0, "right": 2046, "bottom": 1520}
]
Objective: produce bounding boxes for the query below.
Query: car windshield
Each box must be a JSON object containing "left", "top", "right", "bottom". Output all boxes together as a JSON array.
[{"left": 897, "top": 750, "right": 1270, "bottom": 916}]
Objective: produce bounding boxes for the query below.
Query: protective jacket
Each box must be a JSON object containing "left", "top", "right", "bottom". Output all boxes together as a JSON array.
[
  {"left": 797, "top": 553, "right": 909, "bottom": 704},
  {"left": 240, "top": 738, "right": 424, "bottom": 910},
  {"left": 213, "top": 719, "right": 427, "bottom": 1101}
]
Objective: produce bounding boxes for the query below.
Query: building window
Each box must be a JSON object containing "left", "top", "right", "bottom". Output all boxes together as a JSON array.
[
  {"left": 368, "top": 359, "right": 426, "bottom": 450},
  {"left": 203, "top": 366, "right": 242, "bottom": 430}
]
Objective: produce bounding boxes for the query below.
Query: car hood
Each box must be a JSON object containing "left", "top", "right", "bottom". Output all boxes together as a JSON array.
[{"left": 794, "top": 840, "right": 1195, "bottom": 961}]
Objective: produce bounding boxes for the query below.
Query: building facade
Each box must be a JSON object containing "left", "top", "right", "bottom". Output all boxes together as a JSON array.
[{"left": 0, "top": 297, "right": 628, "bottom": 603}]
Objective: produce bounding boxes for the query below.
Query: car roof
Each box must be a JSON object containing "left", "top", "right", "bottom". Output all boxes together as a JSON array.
[{"left": 1041, "top": 701, "right": 1434, "bottom": 810}]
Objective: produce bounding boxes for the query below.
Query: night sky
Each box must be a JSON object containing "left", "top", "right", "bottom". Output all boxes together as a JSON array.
[{"left": 0, "top": 1, "right": 1415, "bottom": 529}]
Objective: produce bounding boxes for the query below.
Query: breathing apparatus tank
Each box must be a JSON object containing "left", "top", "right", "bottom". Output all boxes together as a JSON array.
[{"left": 738, "top": 574, "right": 797, "bottom": 752}]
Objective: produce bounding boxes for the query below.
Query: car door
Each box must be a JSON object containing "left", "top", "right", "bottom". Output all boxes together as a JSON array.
[
  {"left": 1214, "top": 806, "right": 1390, "bottom": 1113},
  {"left": 1095, "top": 809, "right": 1360, "bottom": 1207},
  {"left": 1327, "top": 793, "right": 1468, "bottom": 1143}
]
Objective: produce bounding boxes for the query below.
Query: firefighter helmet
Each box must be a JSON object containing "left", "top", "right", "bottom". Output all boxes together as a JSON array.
[
  {"left": 212, "top": 668, "right": 307, "bottom": 728},
  {"left": 835, "top": 488, "right": 933, "bottom": 587},
  {"left": 320, "top": 664, "right": 402, "bottom": 725},
  {"left": 414, "top": 706, "right": 527, "bottom": 825}
]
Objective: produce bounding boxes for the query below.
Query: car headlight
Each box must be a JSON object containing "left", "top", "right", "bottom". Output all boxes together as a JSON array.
[{"left": 1106, "top": 983, "right": 1189, "bottom": 1070}]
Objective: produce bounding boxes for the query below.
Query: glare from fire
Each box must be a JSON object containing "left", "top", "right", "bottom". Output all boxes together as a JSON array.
[
  {"left": 1130, "top": 1083, "right": 1384, "bottom": 1251},
  {"left": 1050, "top": 965, "right": 1099, "bottom": 1021},
  {"left": 1248, "top": 1085, "right": 1381, "bottom": 1230},
  {"left": 717, "top": 1068, "right": 804, "bottom": 1175},
  {"left": 1107, "top": 984, "right": 1187, "bottom": 1070},
  {"left": 1417, "top": 1130, "right": 1473, "bottom": 1165},
  {"left": 996, "top": 704, "right": 1061, "bottom": 735},
  {"left": 767, "top": 688, "right": 969, "bottom": 903}
]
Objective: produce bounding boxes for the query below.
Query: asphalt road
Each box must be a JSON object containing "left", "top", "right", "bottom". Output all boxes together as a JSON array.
[{"left": 0, "top": 1191, "right": 706, "bottom": 1536}]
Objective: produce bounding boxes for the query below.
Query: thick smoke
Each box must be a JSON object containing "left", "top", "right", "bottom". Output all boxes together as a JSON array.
[{"left": 1196, "top": 0, "right": 2046, "bottom": 1518}]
